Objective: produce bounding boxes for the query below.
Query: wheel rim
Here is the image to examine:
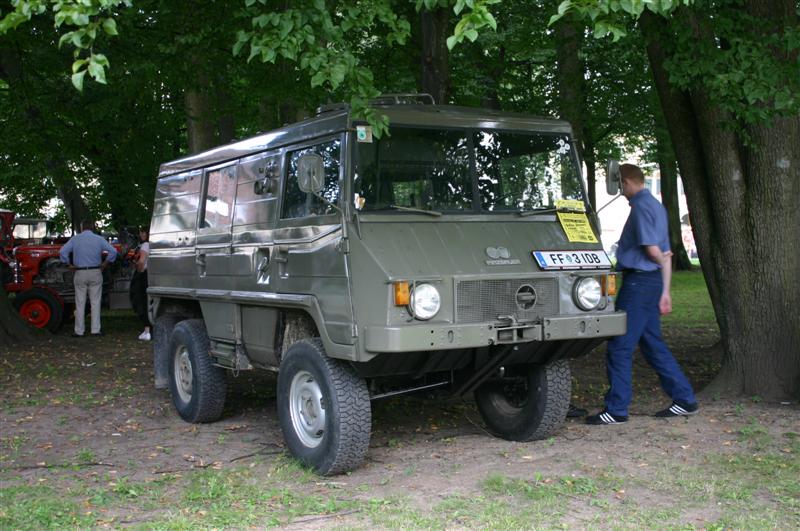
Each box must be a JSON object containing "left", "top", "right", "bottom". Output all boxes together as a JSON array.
[
  {"left": 289, "top": 370, "right": 326, "bottom": 448},
  {"left": 174, "top": 346, "right": 193, "bottom": 403},
  {"left": 19, "top": 299, "right": 52, "bottom": 328}
]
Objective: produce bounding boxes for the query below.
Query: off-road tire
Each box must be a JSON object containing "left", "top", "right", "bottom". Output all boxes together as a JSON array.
[
  {"left": 168, "top": 319, "right": 226, "bottom": 423},
  {"left": 154, "top": 314, "right": 183, "bottom": 389},
  {"left": 13, "top": 288, "right": 64, "bottom": 332},
  {"left": 277, "top": 339, "right": 371, "bottom": 476},
  {"left": 474, "top": 359, "right": 571, "bottom": 441}
]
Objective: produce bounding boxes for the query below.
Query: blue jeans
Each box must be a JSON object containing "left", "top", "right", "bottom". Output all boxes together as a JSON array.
[{"left": 605, "top": 271, "right": 696, "bottom": 416}]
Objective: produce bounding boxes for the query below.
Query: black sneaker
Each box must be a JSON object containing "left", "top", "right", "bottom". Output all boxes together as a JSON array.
[
  {"left": 586, "top": 410, "right": 628, "bottom": 425},
  {"left": 567, "top": 404, "right": 588, "bottom": 418},
  {"left": 91, "top": 332, "right": 104, "bottom": 337},
  {"left": 654, "top": 401, "right": 699, "bottom": 417},
  {"left": 71, "top": 333, "right": 84, "bottom": 338}
]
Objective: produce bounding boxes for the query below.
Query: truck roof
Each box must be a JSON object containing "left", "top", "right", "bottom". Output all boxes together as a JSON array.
[{"left": 158, "top": 104, "right": 573, "bottom": 178}]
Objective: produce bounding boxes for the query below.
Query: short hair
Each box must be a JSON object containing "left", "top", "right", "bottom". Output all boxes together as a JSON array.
[
  {"left": 620, "top": 163, "right": 645, "bottom": 184},
  {"left": 80, "top": 219, "right": 95, "bottom": 231}
]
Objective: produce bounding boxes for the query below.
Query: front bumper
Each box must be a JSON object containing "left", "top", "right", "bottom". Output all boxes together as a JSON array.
[{"left": 364, "top": 311, "right": 627, "bottom": 353}]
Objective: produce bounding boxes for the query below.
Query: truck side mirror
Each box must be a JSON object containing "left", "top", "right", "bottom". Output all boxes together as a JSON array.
[
  {"left": 297, "top": 153, "right": 325, "bottom": 194},
  {"left": 606, "top": 159, "right": 621, "bottom": 196}
]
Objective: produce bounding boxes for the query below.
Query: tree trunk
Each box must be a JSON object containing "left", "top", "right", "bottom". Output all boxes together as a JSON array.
[
  {"left": 185, "top": 54, "right": 216, "bottom": 154},
  {"left": 420, "top": 6, "right": 451, "bottom": 104},
  {"left": 0, "top": 284, "right": 38, "bottom": 344},
  {"left": 553, "top": 14, "right": 586, "bottom": 197},
  {"left": 583, "top": 135, "right": 597, "bottom": 211},
  {"left": 642, "top": 9, "right": 800, "bottom": 399},
  {"left": 481, "top": 46, "right": 505, "bottom": 110},
  {"left": 653, "top": 106, "right": 692, "bottom": 270}
]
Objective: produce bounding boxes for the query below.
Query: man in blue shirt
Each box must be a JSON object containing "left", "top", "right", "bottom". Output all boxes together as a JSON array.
[
  {"left": 59, "top": 220, "right": 118, "bottom": 336},
  {"left": 587, "top": 164, "right": 698, "bottom": 424}
]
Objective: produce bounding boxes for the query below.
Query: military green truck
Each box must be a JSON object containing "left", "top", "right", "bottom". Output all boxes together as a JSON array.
[{"left": 148, "top": 95, "right": 626, "bottom": 475}]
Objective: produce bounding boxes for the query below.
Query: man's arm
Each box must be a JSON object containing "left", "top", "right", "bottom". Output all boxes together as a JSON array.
[
  {"left": 645, "top": 245, "right": 673, "bottom": 315},
  {"left": 59, "top": 238, "right": 73, "bottom": 264},
  {"left": 101, "top": 238, "right": 118, "bottom": 263}
]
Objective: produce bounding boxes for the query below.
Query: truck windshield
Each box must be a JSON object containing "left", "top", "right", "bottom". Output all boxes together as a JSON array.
[{"left": 354, "top": 127, "right": 584, "bottom": 214}]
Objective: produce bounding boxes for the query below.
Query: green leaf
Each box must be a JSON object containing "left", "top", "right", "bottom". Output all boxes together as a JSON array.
[
  {"left": 88, "top": 60, "right": 107, "bottom": 84},
  {"left": 102, "top": 18, "right": 117, "bottom": 36},
  {"left": 71, "top": 70, "right": 87, "bottom": 91},
  {"left": 464, "top": 29, "right": 478, "bottom": 42},
  {"left": 446, "top": 35, "right": 458, "bottom": 50},
  {"left": 71, "top": 58, "right": 87, "bottom": 74}
]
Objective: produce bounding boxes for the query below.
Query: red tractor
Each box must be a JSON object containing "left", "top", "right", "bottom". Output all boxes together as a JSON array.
[{"left": 1, "top": 209, "right": 135, "bottom": 331}]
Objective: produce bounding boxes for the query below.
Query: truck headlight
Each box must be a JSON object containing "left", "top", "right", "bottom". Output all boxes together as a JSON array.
[
  {"left": 573, "top": 277, "right": 602, "bottom": 311},
  {"left": 409, "top": 283, "right": 441, "bottom": 320}
]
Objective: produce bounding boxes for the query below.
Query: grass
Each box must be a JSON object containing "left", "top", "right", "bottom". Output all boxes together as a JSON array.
[
  {"left": 662, "top": 270, "right": 718, "bottom": 331},
  {"left": 4, "top": 270, "right": 794, "bottom": 529}
]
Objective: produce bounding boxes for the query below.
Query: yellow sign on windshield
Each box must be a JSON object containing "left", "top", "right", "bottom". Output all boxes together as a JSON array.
[
  {"left": 557, "top": 212, "right": 598, "bottom": 243},
  {"left": 555, "top": 199, "right": 585, "bottom": 212}
]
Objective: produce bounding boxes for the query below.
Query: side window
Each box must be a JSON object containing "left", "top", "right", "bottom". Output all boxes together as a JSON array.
[
  {"left": 282, "top": 140, "right": 341, "bottom": 219},
  {"left": 201, "top": 165, "right": 237, "bottom": 229}
]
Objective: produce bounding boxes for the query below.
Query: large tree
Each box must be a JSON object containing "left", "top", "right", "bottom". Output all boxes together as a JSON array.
[{"left": 548, "top": 0, "right": 800, "bottom": 399}]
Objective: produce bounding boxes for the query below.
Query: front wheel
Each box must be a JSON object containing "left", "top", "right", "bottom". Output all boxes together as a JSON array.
[
  {"left": 474, "top": 359, "right": 571, "bottom": 442},
  {"left": 168, "top": 319, "right": 227, "bottom": 423},
  {"left": 277, "top": 339, "right": 371, "bottom": 476},
  {"left": 13, "top": 288, "right": 64, "bottom": 332}
]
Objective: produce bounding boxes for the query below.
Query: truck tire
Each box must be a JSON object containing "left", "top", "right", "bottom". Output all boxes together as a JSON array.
[
  {"left": 277, "top": 339, "right": 371, "bottom": 476},
  {"left": 168, "top": 319, "right": 226, "bottom": 423},
  {"left": 474, "top": 359, "right": 571, "bottom": 442},
  {"left": 13, "top": 288, "right": 64, "bottom": 332},
  {"left": 154, "top": 314, "right": 183, "bottom": 389}
]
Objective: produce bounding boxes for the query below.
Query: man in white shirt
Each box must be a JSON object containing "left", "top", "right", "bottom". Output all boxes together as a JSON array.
[{"left": 59, "top": 220, "right": 118, "bottom": 336}]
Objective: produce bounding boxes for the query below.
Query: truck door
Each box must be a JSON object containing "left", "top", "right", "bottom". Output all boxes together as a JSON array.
[
  {"left": 196, "top": 162, "right": 238, "bottom": 340},
  {"left": 272, "top": 136, "right": 355, "bottom": 346}
]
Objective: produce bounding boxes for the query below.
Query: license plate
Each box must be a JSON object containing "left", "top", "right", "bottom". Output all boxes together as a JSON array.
[{"left": 532, "top": 250, "right": 612, "bottom": 270}]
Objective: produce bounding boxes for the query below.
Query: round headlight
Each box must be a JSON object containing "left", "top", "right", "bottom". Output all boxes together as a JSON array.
[
  {"left": 573, "top": 277, "right": 602, "bottom": 311},
  {"left": 409, "top": 283, "right": 441, "bottom": 320}
]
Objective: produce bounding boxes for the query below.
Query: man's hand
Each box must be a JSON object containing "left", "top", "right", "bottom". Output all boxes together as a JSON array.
[
  {"left": 68, "top": 265, "right": 77, "bottom": 271},
  {"left": 659, "top": 292, "right": 672, "bottom": 315},
  {"left": 100, "top": 261, "right": 108, "bottom": 271}
]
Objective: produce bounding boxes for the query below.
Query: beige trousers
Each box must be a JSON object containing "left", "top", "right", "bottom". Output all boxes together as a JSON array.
[{"left": 74, "top": 269, "right": 103, "bottom": 335}]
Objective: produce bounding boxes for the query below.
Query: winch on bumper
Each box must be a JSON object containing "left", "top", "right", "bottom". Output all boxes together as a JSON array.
[{"left": 364, "top": 311, "right": 627, "bottom": 352}]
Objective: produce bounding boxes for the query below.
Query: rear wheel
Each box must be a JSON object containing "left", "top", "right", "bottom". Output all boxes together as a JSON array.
[
  {"left": 13, "top": 288, "right": 64, "bottom": 332},
  {"left": 474, "top": 359, "right": 571, "bottom": 441},
  {"left": 277, "top": 339, "right": 371, "bottom": 475},
  {"left": 154, "top": 314, "right": 183, "bottom": 389},
  {"left": 168, "top": 319, "right": 226, "bottom": 423}
]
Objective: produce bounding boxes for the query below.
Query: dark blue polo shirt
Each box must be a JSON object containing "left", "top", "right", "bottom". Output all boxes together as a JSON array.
[{"left": 615, "top": 188, "right": 670, "bottom": 272}]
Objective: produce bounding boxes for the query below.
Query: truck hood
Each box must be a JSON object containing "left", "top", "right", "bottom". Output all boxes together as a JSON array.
[{"left": 353, "top": 217, "right": 604, "bottom": 279}]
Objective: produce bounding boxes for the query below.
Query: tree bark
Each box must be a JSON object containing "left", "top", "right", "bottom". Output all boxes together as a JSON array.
[
  {"left": 642, "top": 9, "right": 800, "bottom": 399},
  {"left": 185, "top": 53, "right": 216, "bottom": 154},
  {"left": 553, "top": 14, "right": 588, "bottom": 204},
  {"left": 420, "top": 6, "right": 451, "bottom": 104},
  {"left": 653, "top": 105, "right": 692, "bottom": 270},
  {"left": 0, "top": 285, "right": 38, "bottom": 344}
]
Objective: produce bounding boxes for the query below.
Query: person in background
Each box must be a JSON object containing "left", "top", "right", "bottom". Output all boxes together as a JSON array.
[
  {"left": 130, "top": 227, "right": 151, "bottom": 341},
  {"left": 59, "top": 220, "right": 118, "bottom": 337},
  {"left": 586, "top": 164, "right": 698, "bottom": 425}
]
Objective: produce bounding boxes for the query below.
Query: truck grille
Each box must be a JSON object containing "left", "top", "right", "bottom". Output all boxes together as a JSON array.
[{"left": 456, "top": 278, "right": 559, "bottom": 324}]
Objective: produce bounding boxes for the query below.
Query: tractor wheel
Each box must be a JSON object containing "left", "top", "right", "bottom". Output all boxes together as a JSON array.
[{"left": 13, "top": 288, "right": 64, "bottom": 332}]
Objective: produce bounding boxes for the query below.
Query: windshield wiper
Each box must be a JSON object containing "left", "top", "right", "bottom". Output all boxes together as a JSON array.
[
  {"left": 516, "top": 207, "right": 558, "bottom": 217},
  {"left": 385, "top": 205, "right": 443, "bottom": 217}
]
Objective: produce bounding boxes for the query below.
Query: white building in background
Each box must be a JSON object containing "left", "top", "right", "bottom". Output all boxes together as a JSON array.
[{"left": 593, "top": 165, "right": 695, "bottom": 258}]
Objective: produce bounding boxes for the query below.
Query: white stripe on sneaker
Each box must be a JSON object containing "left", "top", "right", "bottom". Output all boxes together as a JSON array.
[
  {"left": 601, "top": 412, "right": 615, "bottom": 424},
  {"left": 670, "top": 404, "right": 688, "bottom": 415}
]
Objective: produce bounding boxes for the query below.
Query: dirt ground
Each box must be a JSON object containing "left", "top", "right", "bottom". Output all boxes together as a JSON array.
[{"left": 1, "top": 311, "right": 798, "bottom": 528}]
